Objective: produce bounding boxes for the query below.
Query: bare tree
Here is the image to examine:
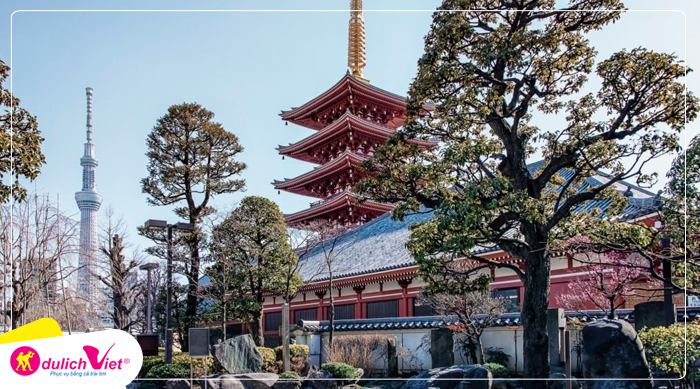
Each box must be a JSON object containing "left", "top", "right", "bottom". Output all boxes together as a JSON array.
[
  {"left": 0, "top": 193, "right": 79, "bottom": 329},
  {"left": 420, "top": 281, "right": 506, "bottom": 364},
  {"left": 302, "top": 221, "right": 355, "bottom": 350},
  {"left": 96, "top": 209, "right": 144, "bottom": 332}
]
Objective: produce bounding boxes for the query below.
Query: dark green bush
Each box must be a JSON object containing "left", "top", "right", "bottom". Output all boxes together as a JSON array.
[
  {"left": 145, "top": 363, "right": 190, "bottom": 379},
  {"left": 279, "top": 371, "right": 300, "bottom": 379},
  {"left": 321, "top": 362, "right": 357, "bottom": 379},
  {"left": 481, "top": 363, "right": 509, "bottom": 378},
  {"left": 139, "top": 356, "right": 164, "bottom": 378}
]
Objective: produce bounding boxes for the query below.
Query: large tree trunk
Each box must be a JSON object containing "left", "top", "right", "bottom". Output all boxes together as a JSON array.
[
  {"left": 183, "top": 239, "right": 201, "bottom": 352},
  {"left": 249, "top": 310, "right": 264, "bottom": 347},
  {"left": 521, "top": 253, "right": 551, "bottom": 388},
  {"left": 328, "top": 279, "right": 335, "bottom": 349}
]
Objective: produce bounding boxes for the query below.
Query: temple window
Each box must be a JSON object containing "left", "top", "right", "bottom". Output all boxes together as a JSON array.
[
  {"left": 412, "top": 300, "right": 435, "bottom": 317},
  {"left": 366, "top": 299, "right": 399, "bottom": 319},
  {"left": 264, "top": 311, "right": 282, "bottom": 332},
  {"left": 293, "top": 308, "right": 317, "bottom": 323},
  {"left": 492, "top": 287, "right": 521, "bottom": 312},
  {"left": 328, "top": 304, "right": 355, "bottom": 320}
]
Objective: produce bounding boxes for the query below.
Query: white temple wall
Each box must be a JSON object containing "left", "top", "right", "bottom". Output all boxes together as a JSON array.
[{"left": 297, "top": 325, "right": 584, "bottom": 375}]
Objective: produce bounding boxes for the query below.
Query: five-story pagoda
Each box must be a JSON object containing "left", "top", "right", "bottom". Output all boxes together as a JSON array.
[{"left": 274, "top": 0, "right": 432, "bottom": 228}]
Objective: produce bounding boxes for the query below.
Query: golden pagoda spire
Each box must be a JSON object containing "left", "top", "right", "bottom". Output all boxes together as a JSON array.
[{"left": 348, "top": 0, "right": 369, "bottom": 83}]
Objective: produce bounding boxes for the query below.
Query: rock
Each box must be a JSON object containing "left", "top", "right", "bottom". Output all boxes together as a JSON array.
[
  {"left": 166, "top": 380, "right": 192, "bottom": 389},
  {"left": 401, "top": 365, "right": 492, "bottom": 389},
  {"left": 306, "top": 370, "right": 337, "bottom": 389},
  {"left": 341, "top": 385, "right": 364, "bottom": 389},
  {"left": 548, "top": 373, "right": 580, "bottom": 389},
  {"left": 200, "top": 374, "right": 245, "bottom": 389},
  {"left": 236, "top": 372, "right": 279, "bottom": 389},
  {"left": 581, "top": 319, "right": 653, "bottom": 389},
  {"left": 300, "top": 360, "right": 311, "bottom": 377},
  {"left": 273, "top": 377, "right": 302, "bottom": 389},
  {"left": 352, "top": 368, "right": 364, "bottom": 383},
  {"left": 215, "top": 335, "right": 264, "bottom": 374}
]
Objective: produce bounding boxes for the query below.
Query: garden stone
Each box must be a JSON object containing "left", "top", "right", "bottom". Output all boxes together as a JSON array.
[
  {"left": 200, "top": 374, "right": 245, "bottom": 389},
  {"left": 166, "top": 379, "right": 192, "bottom": 389},
  {"left": 581, "top": 319, "right": 653, "bottom": 389},
  {"left": 549, "top": 373, "right": 580, "bottom": 389},
  {"left": 273, "top": 377, "right": 302, "bottom": 389},
  {"left": 306, "top": 370, "right": 337, "bottom": 389},
  {"left": 215, "top": 335, "right": 264, "bottom": 374},
  {"left": 236, "top": 372, "right": 279, "bottom": 389},
  {"left": 401, "top": 365, "right": 491, "bottom": 389}
]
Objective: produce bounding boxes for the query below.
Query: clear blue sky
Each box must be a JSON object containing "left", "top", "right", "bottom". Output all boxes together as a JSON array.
[{"left": 2, "top": 0, "right": 698, "bottom": 263}]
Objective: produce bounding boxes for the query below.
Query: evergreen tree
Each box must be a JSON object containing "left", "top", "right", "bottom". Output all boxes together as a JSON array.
[
  {"left": 0, "top": 58, "right": 45, "bottom": 203},
  {"left": 208, "top": 196, "right": 301, "bottom": 346},
  {"left": 141, "top": 102, "right": 246, "bottom": 348},
  {"left": 358, "top": 1, "right": 698, "bottom": 383}
]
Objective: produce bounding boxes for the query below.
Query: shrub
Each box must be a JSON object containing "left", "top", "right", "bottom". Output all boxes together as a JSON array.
[
  {"left": 274, "top": 344, "right": 310, "bottom": 360},
  {"left": 171, "top": 353, "right": 216, "bottom": 377},
  {"left": 321, "top": 362, "right": 357, "bottom": 380},
  {"left": 484, "top": 347, "right": 510, "bottom": 367},
  {"left": 139, "top": 356, "right": 164, "bottom": 378},
  {"left": 325, "top": 335, "right": 392, "bottom": 375},
  {"left": 272, "top": 344, "right": 310, "bottom": 375},
  {"left": 482, "top": 363, "right": 509, "bottom": 378},
  {"left": 639, "top": 322, "right": 700, "bottom": 385},
  {"left": 259, "top": 347, "right": 278, "bottom": 373},
  {"left": 145, "top": 363, "right": 190, "bottom": 387},
  {"left": 279, "top": 371, "right": 300, "bottom": 379}
]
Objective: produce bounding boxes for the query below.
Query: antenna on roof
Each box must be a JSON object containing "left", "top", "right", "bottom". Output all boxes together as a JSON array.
[{"left": 348, "top": 0, "right": 369, "bottom": 83}]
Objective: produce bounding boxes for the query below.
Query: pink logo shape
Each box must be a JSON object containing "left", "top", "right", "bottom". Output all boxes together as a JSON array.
[
  {"left": 10, "top": 346, "right": 40, "bottom": 376},
  {"left": 83, "top": 343, "right": 115, "bottom": 369}
]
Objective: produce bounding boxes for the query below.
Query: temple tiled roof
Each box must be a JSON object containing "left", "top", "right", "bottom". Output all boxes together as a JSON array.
[
  {"left": 296, "top": 161, "right": 660, "bottom": 284},
  {"left": 298, "top": 307, "right": 700, "bottom": 332}
]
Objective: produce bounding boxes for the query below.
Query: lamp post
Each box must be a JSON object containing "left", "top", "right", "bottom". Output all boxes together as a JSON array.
[
  {"left": 144, "top": 219, "right": 194, "bottom": 364},
  {"left": 139, "top": 262, "right": 160, "bottom": 334},
  {"left": 655, "top": 220, "right": 675, "bottom": 325}
]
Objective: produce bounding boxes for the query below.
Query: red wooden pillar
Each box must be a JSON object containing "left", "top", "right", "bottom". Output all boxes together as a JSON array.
[
  {"left": 315, "top": 290, "right": 326, "bottom": 321},
  {"left": 398, "top": 279, "right": 413, "bottom": 318},
  {"left": 353, "top": 285, "right": 366, "bottom": 320},
  {"left": 407, "top": 297, "right": 414, "bottom": 317}
]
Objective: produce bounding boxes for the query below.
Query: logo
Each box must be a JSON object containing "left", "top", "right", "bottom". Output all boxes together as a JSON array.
[
  {"left": 10, "top": 346, "right": 41, "bottom": 376},
  {"left": 83, "top": 344, "right": 115, "bottom": 369}
]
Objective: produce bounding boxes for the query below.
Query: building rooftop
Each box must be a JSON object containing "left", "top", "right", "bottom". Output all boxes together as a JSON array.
[
  {"left": 298, "top": 307, "right": 700, "bottom": 332},
  {"left": 296, "top": 162, "right": 661, "bottom": 284}
]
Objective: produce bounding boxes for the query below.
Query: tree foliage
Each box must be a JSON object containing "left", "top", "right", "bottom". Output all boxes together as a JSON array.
[
  {"left": 0, "top": 59, "right": 45, "bottom": 203},
  {"left": 565, "top": 135, "right": 700, "bottom": 297},
  {"left": 207, "top": 196, "right": 301, "bottom": 346},
  {"left": 639, "top": 322, "right": 700, "bottom": 385},
  {"left": 358, "top": 0, "right": 698, "bottom": 381},
  {"left": 555, "top": 249, "right": 657, "bottom": 318},
  {"left": 141, "top": 102, "right": 246, "bottom": 346}
]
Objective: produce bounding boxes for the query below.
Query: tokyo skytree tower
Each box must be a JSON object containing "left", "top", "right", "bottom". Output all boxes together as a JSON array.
[{"left": 75, "top": 87, "right": 102, "bottom": 304}]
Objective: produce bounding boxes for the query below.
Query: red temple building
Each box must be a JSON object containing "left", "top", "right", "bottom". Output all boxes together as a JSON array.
[
  {"left": 273, "top": 2, "right": 432, "bottom": 228},
  {"left": 199, "top": 2, "right": 692, "bottom": 354}
]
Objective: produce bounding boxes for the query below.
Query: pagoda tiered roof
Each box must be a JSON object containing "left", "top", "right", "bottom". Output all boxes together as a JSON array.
[
  {"left": 280, "top": 73, "right": 408, "bottom": 130},
  {"left": 277, "top": 111, "right": 435, "bottom": 164},
  {"left": 273, "top": 151, "right": 367, "bottom": 198},
  {"left": 284, "top": 189, "right": 393, "bottom": 226}
]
